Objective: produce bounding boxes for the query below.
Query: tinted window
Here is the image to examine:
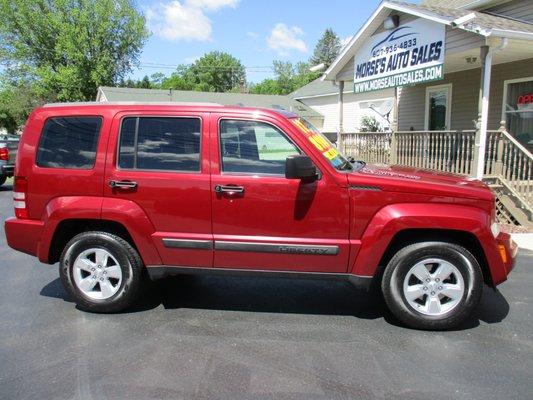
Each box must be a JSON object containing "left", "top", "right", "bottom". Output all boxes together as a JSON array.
[
  {"left": 36, "top": 117, "right": 102, "bottom": 169},
  {"left": 220, "top": 120, "right": 300, "bottom": 175},
  {"left": 118, "top": 117, "right": 201, "bottom": 172}
]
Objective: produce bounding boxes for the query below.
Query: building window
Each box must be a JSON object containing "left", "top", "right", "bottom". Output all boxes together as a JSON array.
[
  {"left": 502, "top": 77, "right": 533, "bottom": 151},
  {"left": 425, "top": 84, "right": 452, "bottom": 131},
  {"left": 118, "top": 117, "right": 201, "bottom": 172}
]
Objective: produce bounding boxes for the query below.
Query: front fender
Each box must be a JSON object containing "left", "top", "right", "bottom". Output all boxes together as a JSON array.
[{"left": 351, "top": 203, "right": 491, "bottom": 277}]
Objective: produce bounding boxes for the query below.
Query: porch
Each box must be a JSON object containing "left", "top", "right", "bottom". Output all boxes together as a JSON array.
[{"left": 339, "top": 124, "right": 533, "bottom": 226}]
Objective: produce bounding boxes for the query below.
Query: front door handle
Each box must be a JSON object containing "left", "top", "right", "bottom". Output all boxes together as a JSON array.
[
  {"left": 109, "top": 180, "right": 138, "bottom": 189},
  {"left": 214, "top": 185, "right": 245, "bottom": 194}
]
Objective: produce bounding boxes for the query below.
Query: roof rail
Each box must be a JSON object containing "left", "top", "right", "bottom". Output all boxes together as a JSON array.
[{"left": 42, "top": 101, "right": 224, "bottom": 108}]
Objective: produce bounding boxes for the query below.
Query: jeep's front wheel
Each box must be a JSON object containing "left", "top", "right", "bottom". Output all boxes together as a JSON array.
[
  {"left": 381, "top": 242, "right": 483, "bottom": 330},
  {"left": 60, "top": 231, "right": 144, "bottom": 313}
]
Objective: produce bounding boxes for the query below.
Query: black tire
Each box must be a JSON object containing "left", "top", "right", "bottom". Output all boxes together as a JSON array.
[
  {"left": 0, "top": 176, "right": 6, "bottom": 187},
  {"left": 381, "top": 242, "right": 483, "bottom": 330},
  {"left": 59, "top": 231, "right": 144, "bottom": 313}
]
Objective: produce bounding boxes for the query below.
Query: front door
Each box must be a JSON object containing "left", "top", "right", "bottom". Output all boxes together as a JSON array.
[
  {"left": 210, "top": 114, "right": 350, "bottom": 273},
  {"left": 104, "top": 112, "right": 212, "bottom": 267},
  {"left": 425, "top": 84, "right": 452, "bottom": 130}
]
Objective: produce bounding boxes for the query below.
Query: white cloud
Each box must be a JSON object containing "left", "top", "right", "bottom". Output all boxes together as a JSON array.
[
  {"left": 147, "top": 0, "right": 238, "bottom": 42},
  {"left": 267, "top": 23, "right": 308, "bottom": 56},
  {"left": 187, "top": 0, "right": 239, "bottom": 10},
  {"left": 246, "top": 31, "right": 259, "bottom": 40}
]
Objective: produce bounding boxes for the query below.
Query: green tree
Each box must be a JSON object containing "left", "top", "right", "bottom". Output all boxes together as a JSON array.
[
  {"left": 0, "top": 83, "right": 43, "bottom": 133},
  {"left": 0, "top": 0, "right": 149, "bottom": 102},
  {"left": 249, "top": 61, "right": 319, "bottom": 95},
  {"left": 309, "top": 28, "right": 341, "bottom": 69},
  {"left": 161, "top": 51, "right": 246, "bottom": 92},
  {"left": 360, "top": 115, "right": 383, "bottom": 132}
]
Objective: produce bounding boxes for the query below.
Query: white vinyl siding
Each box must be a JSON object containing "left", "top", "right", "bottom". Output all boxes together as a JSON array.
[
  {"left": 398, "top": 58, "right": 533, "bottom": 131},
  {"left": 300, "top": 90, "right": 395, "bottom": 133},
  {"left": 444, "top": 26, "right": 484, "bottom": 55}
]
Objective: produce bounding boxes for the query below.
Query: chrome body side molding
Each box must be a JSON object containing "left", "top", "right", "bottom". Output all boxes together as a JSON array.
[{"left": 214, "top": 241, "right": 339, "bottom": 255}]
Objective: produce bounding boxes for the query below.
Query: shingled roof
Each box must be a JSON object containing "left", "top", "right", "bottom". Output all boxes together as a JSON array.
[
  {"left": 391, "top": 1, "right": 533, "bottom": 35},
  {"left": 97, "top": 87, "right": 322, "bottom": 119}
]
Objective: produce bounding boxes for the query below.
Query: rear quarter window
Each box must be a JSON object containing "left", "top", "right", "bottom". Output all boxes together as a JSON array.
[{"left": 36, "top": 116, "right": 102, "bottom": 169}]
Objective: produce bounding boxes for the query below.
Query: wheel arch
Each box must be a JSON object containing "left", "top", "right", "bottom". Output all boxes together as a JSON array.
[
  {"left": 375, "top": 228, "right": 492, "bottom": 287},
  {"left": 48, "top": 219, "right": 138, "bottom": 265},
  {"left": 351, "top": 203, "right": 493, "bottom": 287},
  {"left": 39, "top": 196, "right": 162, "bottom": 266}
]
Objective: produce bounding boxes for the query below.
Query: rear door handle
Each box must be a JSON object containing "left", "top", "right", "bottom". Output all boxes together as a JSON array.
[
  {"left": 214, "top": 185, "right": 245, "bottom": 194},
  {"left": 109, "top": 180, "right": 138, "bottom": 189}
]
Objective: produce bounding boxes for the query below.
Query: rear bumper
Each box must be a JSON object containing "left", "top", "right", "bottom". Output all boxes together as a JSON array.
[
  {"left": 4, "top": 217, "right": 44, "bottom": 258},
  {"left": 1, "top": 164, "right": 14, "bottom": 176}
]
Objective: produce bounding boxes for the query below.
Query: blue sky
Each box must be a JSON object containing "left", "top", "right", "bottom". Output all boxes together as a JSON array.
[{"left": 133, "top": 0, "right": 414, "bottom": 83}]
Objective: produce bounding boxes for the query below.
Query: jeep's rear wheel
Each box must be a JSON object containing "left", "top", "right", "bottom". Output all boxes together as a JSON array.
[
  {"left": 0, "top": 176, "right": 6, "bottom": 187},
  {"left": 60, "top": 231, "right": 144, "bottom": 313},
  {"left": 381, "top": 242, "right": 483, "bottom": 330}
]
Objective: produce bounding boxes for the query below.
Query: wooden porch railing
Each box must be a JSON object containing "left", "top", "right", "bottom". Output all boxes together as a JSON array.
[
  {"left": 484, "top": 129, "right": 532, "bottom": 214},
  {"left": 339, "top": 127, "right": 532, "bottom": 222}
]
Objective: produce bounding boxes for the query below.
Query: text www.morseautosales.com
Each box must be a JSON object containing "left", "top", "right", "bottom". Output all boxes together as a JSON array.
[{"left": 354, "top": 65, "right": 443, "bottom": 93}]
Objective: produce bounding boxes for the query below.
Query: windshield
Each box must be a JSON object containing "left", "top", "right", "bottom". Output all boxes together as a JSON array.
[{"left": 290, "top": 118, "right": 362, "bottom": 171}]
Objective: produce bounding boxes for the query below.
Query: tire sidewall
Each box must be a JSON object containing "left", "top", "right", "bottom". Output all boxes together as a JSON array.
[
  {"left": 60, "top": 233, "right": 138, "bottom": 311},
  {"left": 384, "top": 242, "right": 483, "bottom": 330}
]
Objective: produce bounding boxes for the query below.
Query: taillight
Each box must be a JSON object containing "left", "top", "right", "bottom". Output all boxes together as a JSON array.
[
  {"left": 13, "top": 177, "right": 29, "bottom": 219},
  {"left": 0, "top": 148, "right": 8, "bottom": 161}
]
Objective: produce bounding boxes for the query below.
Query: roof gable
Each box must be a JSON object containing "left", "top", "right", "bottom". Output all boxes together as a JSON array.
[{"left": 323, "top": 0, "right": 533, "bottom": 81}]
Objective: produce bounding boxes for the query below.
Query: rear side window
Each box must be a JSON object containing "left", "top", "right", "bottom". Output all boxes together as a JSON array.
[
  {"left": 118, "top": 117, "right": 201, "bottom": 172},
  {"left": 37, "top": 117, "right": 102, "bottom": 169}
]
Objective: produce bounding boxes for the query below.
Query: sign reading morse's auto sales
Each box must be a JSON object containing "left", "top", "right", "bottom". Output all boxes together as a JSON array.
[{"left": 353, "top": 18, "right": 445, "bottom": 93}]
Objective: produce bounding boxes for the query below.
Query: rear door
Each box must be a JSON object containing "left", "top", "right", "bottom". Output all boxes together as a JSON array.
[{"left": 104, "top": 111, "right": 213, "bottom": 267}]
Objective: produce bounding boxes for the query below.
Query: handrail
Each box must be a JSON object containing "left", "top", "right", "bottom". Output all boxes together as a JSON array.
[
  {"left": 500, "top": 129, "right": 533, "bottom": 157},
  {"left": 340, "top": 128, "right": 532, "bottom": 224}
]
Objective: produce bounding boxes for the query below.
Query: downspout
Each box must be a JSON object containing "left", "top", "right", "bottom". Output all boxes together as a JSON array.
[
  {"left": 337, "top": 80, "right": 345, "bottom": 148},
  {"left": 474, "top": 37, "right": 508, "bottom": 180}
]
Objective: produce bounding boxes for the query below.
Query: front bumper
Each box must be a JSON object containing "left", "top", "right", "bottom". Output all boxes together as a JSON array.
[{"left": 486, "top": 231, "right": 518, "bottom": 286}]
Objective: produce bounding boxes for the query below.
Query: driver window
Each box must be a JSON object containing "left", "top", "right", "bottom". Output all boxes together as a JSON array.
[{"left": 220, "top": 119, "right": 300, "bottom": 175}]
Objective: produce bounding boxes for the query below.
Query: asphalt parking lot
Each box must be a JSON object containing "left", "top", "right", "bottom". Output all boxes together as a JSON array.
[{"left": 0, "top": 181, "right": 532, "bottom": 400}]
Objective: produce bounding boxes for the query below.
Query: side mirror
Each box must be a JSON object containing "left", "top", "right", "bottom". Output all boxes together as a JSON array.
[{"left": 285, "top": 155, "right": 317, "bottom": 181}]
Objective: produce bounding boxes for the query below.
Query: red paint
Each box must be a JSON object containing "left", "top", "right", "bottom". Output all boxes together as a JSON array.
[{"left": 4, "top": 103, "right": 516, "bottom": 287}]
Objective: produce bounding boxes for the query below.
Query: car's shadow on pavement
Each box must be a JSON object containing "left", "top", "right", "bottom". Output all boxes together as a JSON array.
[
  {"left": 40, "top": 273, "right": 510, "bottom": 330},
  {"left": 0, "top": 183, "right": 13, "bottom": 192}
]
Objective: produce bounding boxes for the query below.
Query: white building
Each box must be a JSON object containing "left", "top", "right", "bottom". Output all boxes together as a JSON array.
[{"left": 289, "top": 78, "right": 395, "bottom": 137}]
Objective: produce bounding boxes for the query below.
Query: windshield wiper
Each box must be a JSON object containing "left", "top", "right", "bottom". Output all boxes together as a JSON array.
[
  {"left": 349, "top": 158, "right": 366, "bottom": 171},
  {"left": 338, "top": 159, "right": 353, "bottom": 171}
]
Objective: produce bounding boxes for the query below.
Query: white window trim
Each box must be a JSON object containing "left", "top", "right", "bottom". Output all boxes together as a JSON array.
[
  {"left": 501, "top": 76, "right": 533, "bottom": 121},
  {"left": 424, "top": 83, "right": 452, "bottom": 131}
]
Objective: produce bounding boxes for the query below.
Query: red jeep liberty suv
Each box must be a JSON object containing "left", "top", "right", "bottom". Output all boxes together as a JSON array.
[{"left": 4, "top": 103, "right": 517, "bottom": 330}]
